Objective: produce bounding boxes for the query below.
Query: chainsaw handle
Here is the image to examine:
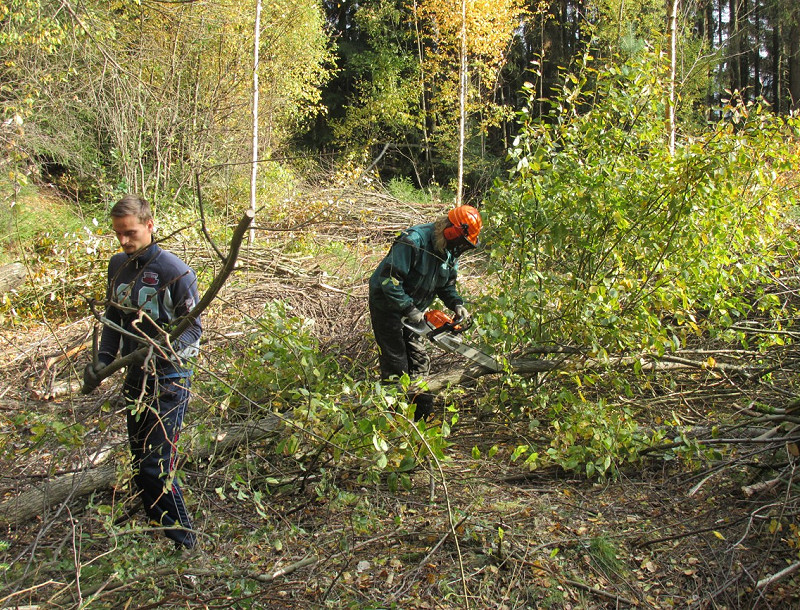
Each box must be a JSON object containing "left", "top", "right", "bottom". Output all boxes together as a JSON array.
[
  {"left": 429, "top": 317, "right": 471, "bottom": 338},
  {"left": 427, "top": 324, "right": 451, "bottom": 338},
  {"left": 450, "top": 315, "right": 473, "bottom": 332},
  {"left": 401, "top": 316, "right": 431, "bottom": 336},
  {"left": 415, "top": 308, "right": 474, "bottom": 338}
]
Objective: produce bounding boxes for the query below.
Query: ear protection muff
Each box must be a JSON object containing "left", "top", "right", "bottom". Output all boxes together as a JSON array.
[{"left": 444, "top": 223, "right": 467, "bottom": 242}]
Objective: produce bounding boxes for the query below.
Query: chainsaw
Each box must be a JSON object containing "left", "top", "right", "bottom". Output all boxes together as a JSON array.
[{"left": 403, "top": 309, "right": 502, "bottom": 372}]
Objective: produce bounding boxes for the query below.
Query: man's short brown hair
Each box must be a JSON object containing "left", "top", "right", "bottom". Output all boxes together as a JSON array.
[{"left": 111, "top": 194, "right": 153, "bottom": 224}]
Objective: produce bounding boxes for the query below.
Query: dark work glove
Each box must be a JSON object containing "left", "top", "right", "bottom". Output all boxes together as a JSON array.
[
  {"left": 454, "top": 305, "right": 469, "bottom": 323},
  {"left": 406, "top": 308, "right": 425, "bottom": 325},
  {"left": 82, "top": 362, "right": 104, "bottom": 394}
]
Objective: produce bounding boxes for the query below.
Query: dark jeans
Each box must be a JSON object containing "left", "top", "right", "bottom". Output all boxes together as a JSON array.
[
  {"left": 369, "top": 300, "right": 434, "bottom": 420},
  {"left": 123, "top": 375, "right": 196, "bottom": 548}
]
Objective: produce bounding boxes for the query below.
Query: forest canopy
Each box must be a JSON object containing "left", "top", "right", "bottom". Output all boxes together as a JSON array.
[{"left": 2, "top": 0, "right": 798, "bottom": 201}]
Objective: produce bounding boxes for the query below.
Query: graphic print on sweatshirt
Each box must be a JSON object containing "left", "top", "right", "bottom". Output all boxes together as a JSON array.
[{"left": 115, "top": 280, "right": 160, "bottom": 319}]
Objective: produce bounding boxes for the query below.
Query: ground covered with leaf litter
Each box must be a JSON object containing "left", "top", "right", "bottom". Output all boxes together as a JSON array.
[{"left": 0, "top": 189, "right": 799, "bottom": 609}]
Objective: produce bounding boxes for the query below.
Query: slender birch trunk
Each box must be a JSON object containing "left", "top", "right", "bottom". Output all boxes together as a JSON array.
[
  {"left": 667, "top": 0, "right": 679, "bottom": 156},
  {"left": 249, "top": 0, "right": 262, "bottom": 244},
  {"left": 412, "top": 0, "right": 433, "bottom": 183},
  {"left": 457, "top": 0, "right": 468, "bottom": 206}
]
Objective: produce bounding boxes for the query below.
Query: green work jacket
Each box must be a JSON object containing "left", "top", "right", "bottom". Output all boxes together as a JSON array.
[{"left": 369, "top": 223, "right": 463, "bottom": 315}]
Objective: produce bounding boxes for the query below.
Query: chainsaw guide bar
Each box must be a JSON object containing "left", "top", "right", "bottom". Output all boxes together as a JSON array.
[{"left": 403, "top": 310, "right": 502, "bottom": 372}]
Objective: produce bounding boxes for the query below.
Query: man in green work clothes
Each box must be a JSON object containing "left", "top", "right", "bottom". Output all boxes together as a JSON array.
[{"left": 368, "top": 205, "right": 483, "bottom": 421}]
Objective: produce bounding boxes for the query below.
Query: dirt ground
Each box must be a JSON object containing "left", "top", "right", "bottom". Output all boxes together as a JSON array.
[{"left": 1, "top": 193, "right": 799, "bottom": 609}]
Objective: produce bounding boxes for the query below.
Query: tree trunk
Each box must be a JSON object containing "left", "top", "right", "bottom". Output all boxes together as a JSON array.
[
  {"left": 411, "top": 0, "right": 433, "bottom": 180},
  {"left": 249, "top": 0, "right": 262, "bottom": 245},
  {"left": 0, "top": 415, "right": 284, "bottom": 524},
  {"left": 753, "top": 0, "right": 761, "bottom": 99},
  {"left": 667, "top": 0, "right": 679, "bottom": 156},
  {"left": 729, "top": 0, "right": 740, "bottom": 93},
  {"left": 456, "top": 0, "right": 468, "bottom": 206},
  {"left": 0, "top": 262, "right": 27, "bottom": 296},
  {"left": 703, "top": 0, "right": 719, "bottom": 120},
  {"left": 790, "top": 9, "right": 800, "bottom": 111},
  {"left": 773, "top": 21, "right": 782, "bottom": 113},
  {"left": 739, "top": 0, "right": 750, "bottom": 96},
  {"left": 728, "top": 0, "right": 754, "bottom": 97}
]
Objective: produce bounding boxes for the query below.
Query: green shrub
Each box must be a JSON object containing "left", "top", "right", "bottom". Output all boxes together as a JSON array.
[
  {"left": 486, "top": 47, "right": 800, "bottom": 356},
  {"left": 199, "top": 300, "right": 454, "bottom": 493},
  {"left": 510, "top": 388, "right": 652, "bottom": 479},
  {"left": 387, "top": 176, "right": 451, "bottom": 206},
  {"left": 484, "top": 44, "right": 799, "bottom": 479}
]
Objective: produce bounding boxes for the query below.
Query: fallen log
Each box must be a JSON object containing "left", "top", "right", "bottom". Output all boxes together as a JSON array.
[
  {"left": 420, "top": 357, "right": 558, "bottom": 395},
  {"left": 0, "top": 463, "right": 117, "bottom": 524},
  {"left": 0, "top": 262, "right": 27, "bottom": 296},
  {"left": 0, "top": 414, "right": 283, "bottom": 524},
  {"left": 418, "top": 347, "right": 769, "bottom": 395}
]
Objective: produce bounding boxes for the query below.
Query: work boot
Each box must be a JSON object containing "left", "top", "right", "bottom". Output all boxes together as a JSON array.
[{"left": 412, "top": 393, "right": 434, "bottom": 421}]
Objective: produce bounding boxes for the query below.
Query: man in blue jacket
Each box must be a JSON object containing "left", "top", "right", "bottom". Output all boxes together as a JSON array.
[
  {"left": 369, "top": 205, "right": 483, "bottom": 421},
  {"left": 83, "top": 194, "right": 202, "bottom": 550}
]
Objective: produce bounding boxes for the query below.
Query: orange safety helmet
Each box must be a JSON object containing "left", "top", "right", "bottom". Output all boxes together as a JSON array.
[{"left": 445, "top": 205, "right": 483, "bottom": 247}]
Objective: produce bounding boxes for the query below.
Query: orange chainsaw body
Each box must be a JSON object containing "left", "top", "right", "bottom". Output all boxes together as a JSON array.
[{"left": 424, "top": 309, "right": 464, "bottom": 331}]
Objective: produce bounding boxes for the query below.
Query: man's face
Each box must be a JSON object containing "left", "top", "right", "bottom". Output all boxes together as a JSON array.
[{"left": 112, "top": 215, "right": 154, "bottom": 255}]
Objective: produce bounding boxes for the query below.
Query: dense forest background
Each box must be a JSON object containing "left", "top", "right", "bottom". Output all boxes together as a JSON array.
[
  {"left": 1, "top": 0, "right": 800, "bottom": 608},
  {"left": 2, "top": 0, "right": 799, "bottom": 201}
]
